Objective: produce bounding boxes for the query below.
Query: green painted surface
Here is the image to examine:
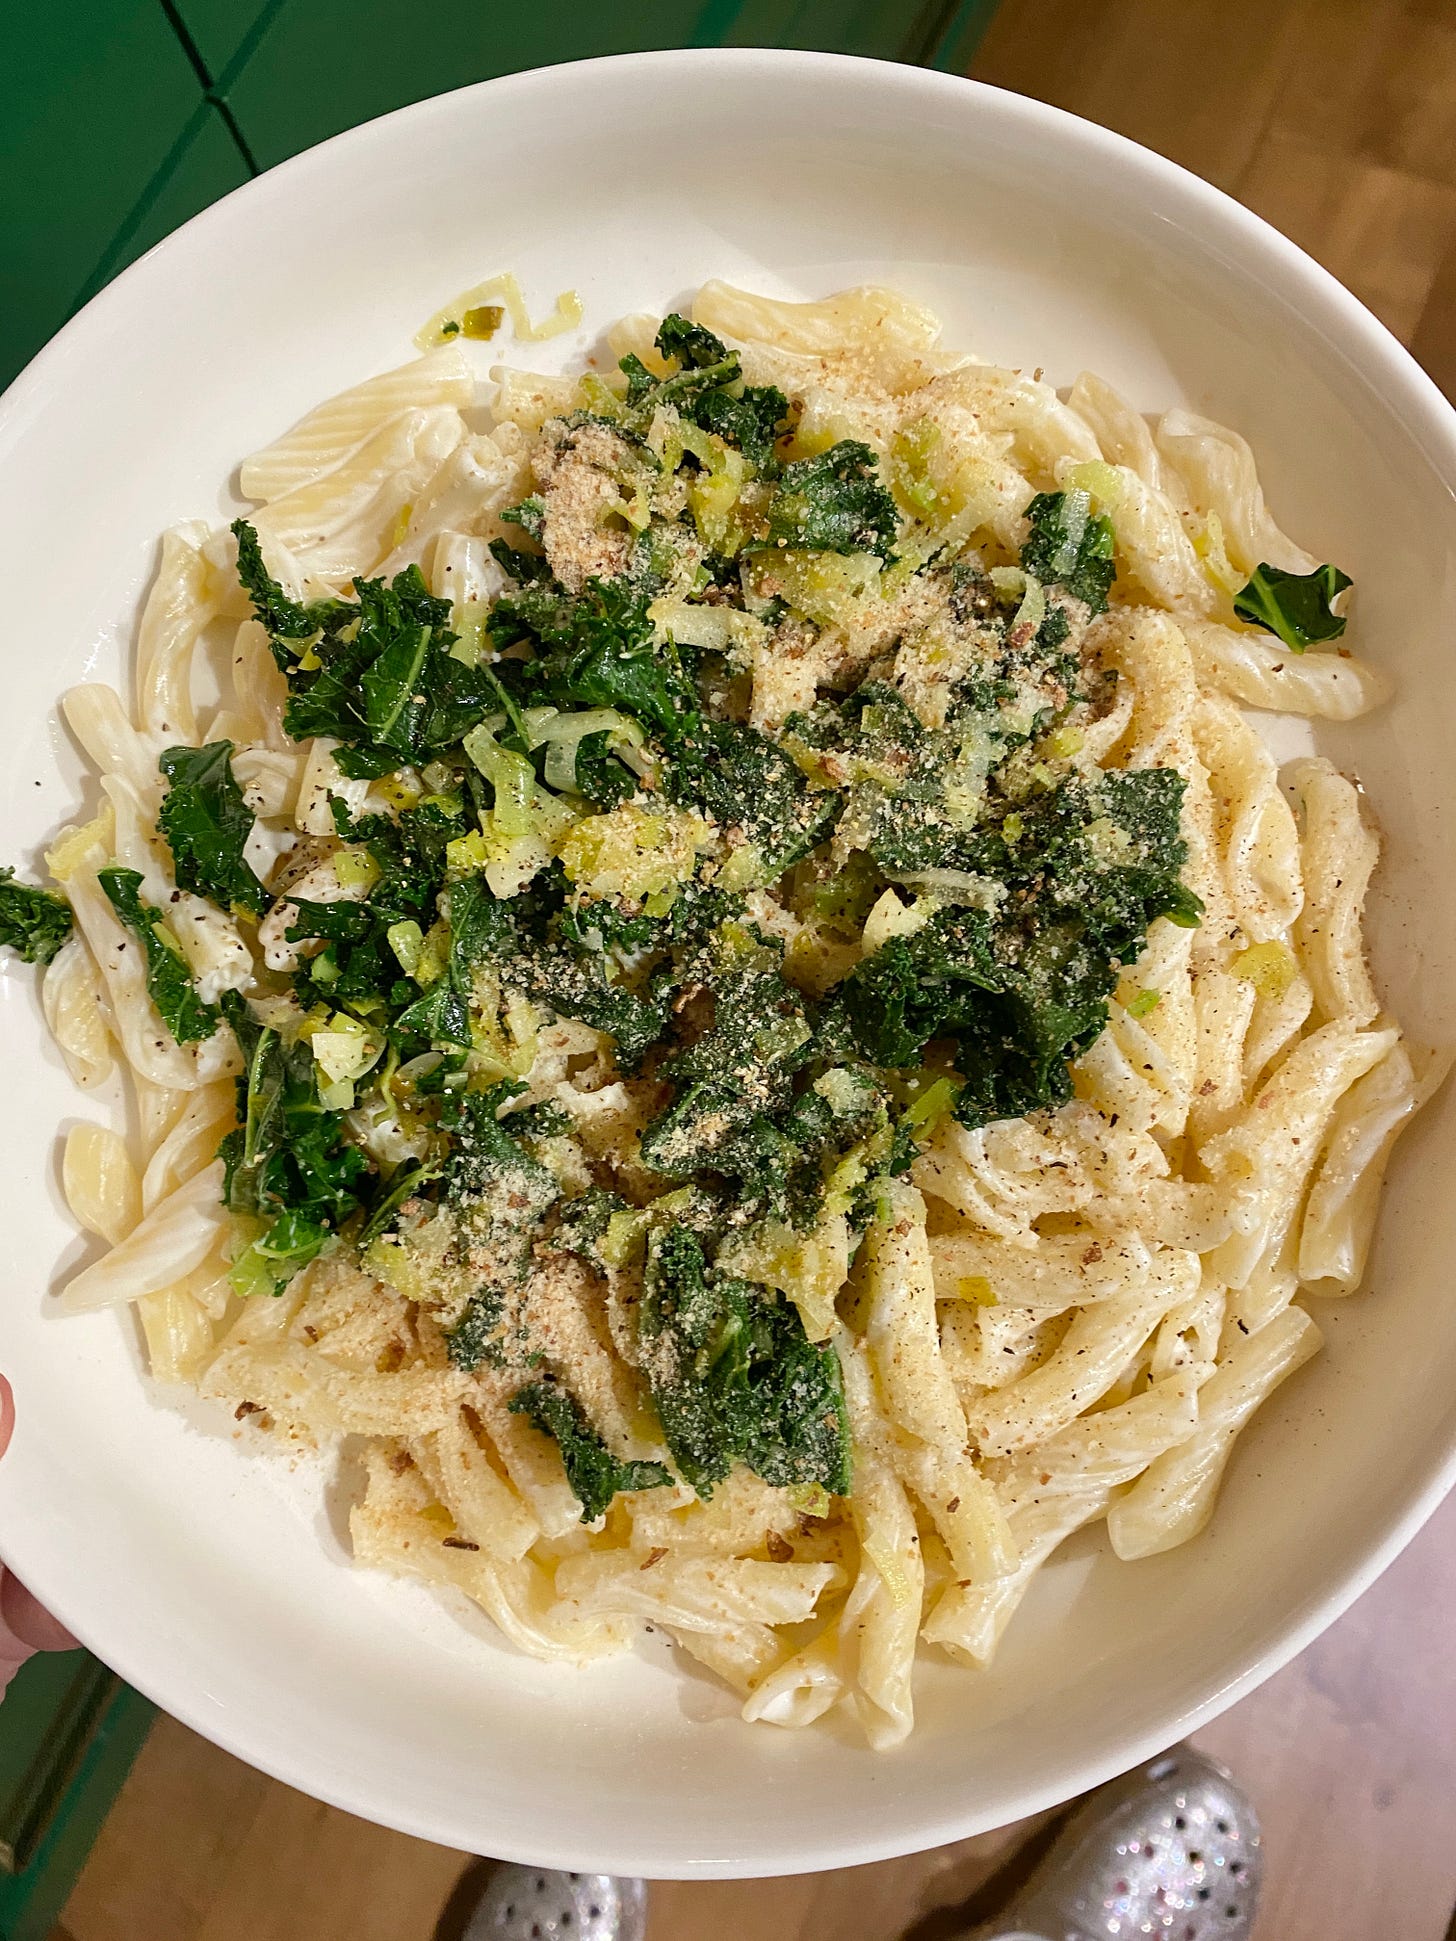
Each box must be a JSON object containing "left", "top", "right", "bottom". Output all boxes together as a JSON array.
[
  {"left": 219, "top": 0, "right": 995, "bottom": 172},
  {"left": 168, "top": 0, "right": 282, "bottom": 81},
  {"left": 76, "top": 102, "right": 253, "bottom": 311},
  {"left": 0, "top": 0, "right": 204, "bottom": 393},
  {"left": 719, "top": 0, "right": 947, "bottom": 55},
  {"left": 221, "top": 0, "right": 729, "bottom": 170},
  {"left": 924, "top": 0, "right": 1002, "bottom": 67},
  {"left": 0, "top": 1660, "right": 154, "bottom": 1941}
]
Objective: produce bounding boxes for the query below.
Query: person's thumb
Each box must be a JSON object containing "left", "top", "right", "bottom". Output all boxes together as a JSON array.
[{"left": 0, "top": 1377, "right": 79, "bottom": 1690}]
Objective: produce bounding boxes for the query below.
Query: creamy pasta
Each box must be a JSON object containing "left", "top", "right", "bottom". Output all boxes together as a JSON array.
[{"left": 4, "top": 282, "right": 1440, "bottom": 1751}]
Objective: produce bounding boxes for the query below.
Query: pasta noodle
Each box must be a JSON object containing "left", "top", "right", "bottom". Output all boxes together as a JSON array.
[{"left": 13, "top": 281, "right": 1441, "bottom": 1750}]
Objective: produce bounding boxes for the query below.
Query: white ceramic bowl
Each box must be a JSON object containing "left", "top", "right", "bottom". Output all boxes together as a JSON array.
[{"left": 2, "top": 49, "right": 1455, "bottom": 1880}]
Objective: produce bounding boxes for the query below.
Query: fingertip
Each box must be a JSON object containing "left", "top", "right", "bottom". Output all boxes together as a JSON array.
[{"left": 0, "top": 1571, "right": 77, "bottom": 1654}]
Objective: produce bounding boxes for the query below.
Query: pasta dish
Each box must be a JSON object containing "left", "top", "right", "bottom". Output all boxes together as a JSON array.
[{"left": 4, "top": 281, "right": 1438, "bottom": 1749}]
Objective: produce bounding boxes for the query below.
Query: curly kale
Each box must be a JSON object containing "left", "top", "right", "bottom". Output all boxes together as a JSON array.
[
  {"left": 491, "top": 577, "right": 698, "bottom": 740},
  {"left": 158, "top": 741, "right": 269, "bottom": 917},
  {"left": 441, "top": 1086, "right": 561, "bottom": 1372},
  {"left": 832, "top": 768, "right": 1199, "bottom": 1126},
  {"left": 639, "top": 1226, "right": 851, "bottom": 1499},
  {"left": 0, "top": 870, "right": 72, "bottom": 964},
  {"left": 763, "top": 441, "right": 899, "bottom": 559},
  {"left": 1020, "top": 489, "right": 1117, "bottom": 614},
  {"left": 234, "top": 520, "right": 509, "bottom": 778},
  {"left": 665, "top": 720, "right": 841, "bottom": 879},
  {"left": 1233, "top": 562, "right": 1352, "bottom": 652},
  {"left": 98, "top": 867, "right": 218, "bottom": 1045},
  {"left": 218, "top": 991, "right": 372, "bottom": 1296},
  {"left": 510, "top": 1379, "right": 672, "bottom": 1522}
]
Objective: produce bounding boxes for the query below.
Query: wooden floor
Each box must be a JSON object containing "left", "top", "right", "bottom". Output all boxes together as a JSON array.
[{"left": 52, "top": 3, "right": 1456, "bottom": 1937}]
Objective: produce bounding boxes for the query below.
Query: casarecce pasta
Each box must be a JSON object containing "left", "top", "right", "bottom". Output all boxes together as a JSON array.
[{"left": 6, "top": 280, "right": 1440, "bottom": 1751}]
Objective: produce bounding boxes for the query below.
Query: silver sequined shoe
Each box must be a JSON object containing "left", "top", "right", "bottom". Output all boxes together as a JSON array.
[
  {"left": 458, "top": 1744, "right": 1259, "bottom": 1941},
  {"left": 965, "top": 1746, "right": 1262, "bottom": 1941},
  {"left": 462, "top": 1867, "right": 648, "bottom": 1941}
]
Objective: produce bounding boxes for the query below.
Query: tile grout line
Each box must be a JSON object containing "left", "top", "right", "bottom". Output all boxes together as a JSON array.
[
  {"left": 155, "top": 0, "right": 297, "bottom": 178},
  {"left": 67, "top": 99, "right": 220, "bottom": 316}
]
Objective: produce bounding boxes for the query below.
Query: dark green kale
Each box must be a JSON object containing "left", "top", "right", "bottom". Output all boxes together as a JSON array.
[
  {"left": 558, "top": 880, "right": 736, "bottom": 957},
  {"left": 499, "top": 496, "right": 545, "bottom": 539},
  {"left": 489, "top": 536, "right": 555, "bottom": 586},
  {"left": 509, "top": 1378, "right": 672, "bottom": 1522},
  {"left": 440, "top": 1085, "right": 561, "bottom": 1371},
  {"left": 391, "top": 873, "right": 507, "bottom": 1051},
  {"left": 692, "top": 384, "right": 791, "bottom": 473},
  {"left": 157, "top": 741, "right": 269, "bottom": 916},
  {"left": 618, "top": 353, "right": 658, "bottom": 408},
  {"left": 832, "top": 906, "right": 998, "bottom": 1070},
  {"left": 511, "top": 940, "right": 668, "bottom": 1067},
  {"left": 552, "top": 1186, "right": 630, "bottom": 1271},
  {"left": 287, "top": 797, "right": 484, "bottom": 1020},
  {"left": 491, "top": 577, "right": 698, "bottom": 740},
  {"left": 1021, "top": 489, "right": 1117, "bottom": 614},
  {"left": 763, "top": 441, "right": 899, "bottom": 560},
  {"left": 569, "top": 729, "right": 638, "bottom": 808},
  {"left": 654, "top": 315, "right": 732, "bottom": 371},
  {"left": 639, "top": 1227, "right": 851, "bottom": 1498},
  {"left": 218, "top": 991, "right": 372, "bottom": 1294},
  {"left": 232, "top": 519, "right": 348, "bottom": 642},
  {"left": 285, "top": 899, "right": 376, "bottom": 945},
  {"left": 98, "top": 867, "right": 218, "bottom": 1044},
  {"left": 0, "top": 869, "right": 71, "bottom": 964},
  {"left": 356, "top": 1156, "right": 440, "bottom": 1250},
  {"left": 638, "top": 930, "right": 817, "bottom": 1210},
  {"left": 1232, "top": 562, "right": 1352, "bottom": 652},
  {"left": 444, "top": 1082, "right": 558, "bottom": 1205},
  {"left": 831, "top": 768, "right": 1199, "bottom": 1127},
  {"left": 666, "top": 720, "right": 841, "bottom": 878},
  {"left": 233, "top": 520, "right": 499, "bottom": 778},
  {"left": 603, "top": 320, "right": 792, "bottom": 474}
]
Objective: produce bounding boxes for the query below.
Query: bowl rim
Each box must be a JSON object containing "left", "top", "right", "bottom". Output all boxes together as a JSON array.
[{"left": 5, "top": 44, "right": 1456, "bottom": 1879}]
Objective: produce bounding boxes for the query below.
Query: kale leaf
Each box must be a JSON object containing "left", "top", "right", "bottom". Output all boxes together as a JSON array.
[
  {"left": 158, "top": 741, "right": 269, "bottom": 916},
  {"left": 1233, "top": 561, "right": 1352, "bottom": 652},
  {"left": 1021, "top": 489, "right": 1117, "bottom": 614},
  {"left": 509, "top": 1378, "right": 672, "bottom": 1522},
  {"left": 219, "top": 995, "right": 372, "bottom": 1224},
  {"left": 614, "top": 319, "right": 792, "bottom": 472},
  {"left": 499, "top": 496, "right": 545, "bottom": 539},
  {"left": 693, "top": 385, "right": 791, "bottom": 472},
  {"left": 639, "top": 930, "right": 817, "bottom": 1208},
  {"left": 0, "top": 869, "right": 71, "bottom": 964},
  {"left": 570, "top": 729, "right": 639, "bottom": 808},
  {"left": 440, "top": 1086, "right": 560, "bottom": 1371},
  {"left": 639, "top": 1227, "right": 851, "bottom": 1498},
  {"left": 492, "top": 577, "right": 698, "bottom": 740},
  {"left": 833, "top": 907, "right": 998, "bottom": 1070},
  {"left": 666, "top": 720, "right": 840, "bottom": 879},
  {"left": 391, "top": 874, "right": 508, "bottom": 1052},
  {"left": 229, "top": 1207, "right": 335, "bottom": 1300},
  {"left": 558, "top": 879, "right": 736, "bottom": 957},
  {"left": 233, "top": 519, "right": 347, "bottom": 643},
  {"left": 233, "top": 520, "right": 484, "bottom": 777},
  {"left": 99, "top": 867, "right": 218, "bottom": 1044},
  {"left": 655, "top": 315, "right": 732, "bottom": 371},
  {"left": 512, "top": 940, "right": 668, "bottom": 1067},
  {"left": 831, "top": 768, "right": 1198, "bottom": 1126},
  {"left": 218, "top": 991, "right": 372, "bottom": 1294},
  {"left": 764, "top": 442, "right": 899, "bottom": 560}
]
